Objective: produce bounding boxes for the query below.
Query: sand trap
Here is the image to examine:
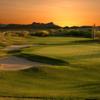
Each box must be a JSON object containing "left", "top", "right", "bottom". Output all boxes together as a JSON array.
[{"left": 0, "top": 56, "right": 40, "bottom": 71}]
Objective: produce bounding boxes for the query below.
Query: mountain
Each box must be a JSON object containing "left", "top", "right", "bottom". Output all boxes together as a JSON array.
[{"left": 0, "top": 22, "right": 61, "bottom": 30}]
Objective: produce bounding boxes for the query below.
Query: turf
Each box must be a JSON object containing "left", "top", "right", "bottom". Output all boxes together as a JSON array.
[{"left": 0, "top": 37, "right": 100, "bottom": 99}]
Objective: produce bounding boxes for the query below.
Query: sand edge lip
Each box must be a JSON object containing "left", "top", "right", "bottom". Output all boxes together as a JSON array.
[{"left": 0, "top": 64, "right": 33, "bottom": 71}]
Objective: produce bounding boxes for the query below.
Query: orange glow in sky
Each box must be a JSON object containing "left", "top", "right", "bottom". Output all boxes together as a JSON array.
[{"left": 0, "top": 0, "right": 100, "bottom": 26}]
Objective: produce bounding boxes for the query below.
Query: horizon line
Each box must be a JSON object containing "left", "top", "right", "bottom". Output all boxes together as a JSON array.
[{"left": 0, "top": 22, "right": 98, "bottom": 27}]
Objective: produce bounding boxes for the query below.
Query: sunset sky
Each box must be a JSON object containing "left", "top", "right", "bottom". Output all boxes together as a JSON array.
[{"left": 0, "top": 0, "right": 100, "bottom": 26}]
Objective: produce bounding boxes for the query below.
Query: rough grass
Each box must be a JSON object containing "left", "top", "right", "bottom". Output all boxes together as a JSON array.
[
  {"left": 0, "top": 37, "right": 100, "bottom": 99},
  {"left": 0, "top": 50, "right": 7, "bottom": 57},
  {"left": 0, "top": 66, "right": 100, "bottom": 99},
  {"left": 5, "top": 36, "right": 30, "bottom": 45}
]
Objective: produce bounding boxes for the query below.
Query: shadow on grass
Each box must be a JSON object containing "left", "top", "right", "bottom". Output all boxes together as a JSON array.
[
  {"left": 16, "top": 53, "right": 69, "bottom": 66},
  {"left": 36, "top": 39, "right": 100, "bottom": 46},
  {"left": 69, "top": 39, "right": 100, "bottom": 45},
  {"left": 0, "top": 96, "right": 98, "bottom": 100}
]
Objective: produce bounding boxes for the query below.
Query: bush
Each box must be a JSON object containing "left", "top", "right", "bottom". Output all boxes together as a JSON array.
[
  {"left": 34, "top": 30, "right": 49, "bottom": 37},
  {"left": 66, "top": 30, "right": 91, "bottom": 37},
  {"left": 95, "top": 31, "right": 100, "bottom": 39},
  {"left": 48, "top": 29, "right": 91, "bottom": 37},
  {"left": 30, "top": 29, "right": 92, "bottom": 38},
  {"left": 49, "top": 29, "right": 68, "bottom": 36}
]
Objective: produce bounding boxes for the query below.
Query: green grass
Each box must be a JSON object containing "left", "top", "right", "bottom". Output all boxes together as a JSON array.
[
  {"left": 0, "top": 37, "right": 100, "bottom": 99},
  {"left": 0, "top": 36, "right": 94, "bottom": 46},
  {"left": 1, "top": 66, "right": 100, "bottom": 99},
  {"left": 28, "top": 36, "right": 90, "bottom": 45}
]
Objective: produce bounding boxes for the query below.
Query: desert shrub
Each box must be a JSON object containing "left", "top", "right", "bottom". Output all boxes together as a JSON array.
[
  {"left": 49, "top": 29, "right": 68, "bottom": 36},
  {"left": 66, "top": 30, "right": 91, "bottom": 37},
  {"left": 49, "top": 29, "right": 91, "bottom": 37},
  {"left": 34, "top": 30, "right": 49, "bottom": 37},
  {"left": 14, "top": 31, "right": 30, "bottom": 37},
  {"left": 95, "top": 31, "right": 100, "bottom": 39}
]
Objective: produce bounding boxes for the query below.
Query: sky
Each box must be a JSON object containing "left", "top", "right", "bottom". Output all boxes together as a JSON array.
[{"left": 0, "top": 0, "right": 100, "bottom": 26}]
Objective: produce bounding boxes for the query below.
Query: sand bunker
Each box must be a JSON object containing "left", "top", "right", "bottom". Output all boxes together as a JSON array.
[{"left": 0, "top": 56, "right": 40, "bottom": 71}]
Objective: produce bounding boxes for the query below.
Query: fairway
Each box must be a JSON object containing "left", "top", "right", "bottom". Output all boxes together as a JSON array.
[{"left": 0, "top": 37, "right": 100, "bottom": 99}]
